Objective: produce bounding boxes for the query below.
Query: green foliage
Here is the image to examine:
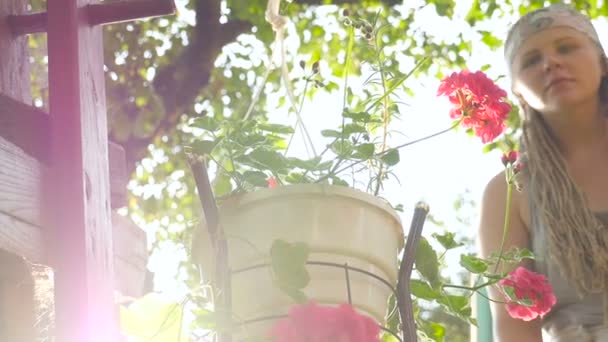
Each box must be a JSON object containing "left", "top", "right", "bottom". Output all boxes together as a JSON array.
[
  {"left": 415, "top": 237, "right": 442, "bottom": 289},
  {"left": 270, "top": 239, "right": 311, "bottom": 303}
]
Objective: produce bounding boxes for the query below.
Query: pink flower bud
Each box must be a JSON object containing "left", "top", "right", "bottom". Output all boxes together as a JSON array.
[
  {"left": 501, "top": 151, "right": 519, "bottom": 166},
  {"left": 267, "top": 177, "right": 278, "bottom": 188}
]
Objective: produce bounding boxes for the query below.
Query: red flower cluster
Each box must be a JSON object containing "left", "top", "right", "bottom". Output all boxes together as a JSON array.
[
  {"left": 499, "top": 267, "right": 556, "bottom": 321},
  {"left": 270, "top": 302, "right": 380, "bottom": 342},
  {"left": 437, "top": 70, "right": 511, "bottom": 143}
]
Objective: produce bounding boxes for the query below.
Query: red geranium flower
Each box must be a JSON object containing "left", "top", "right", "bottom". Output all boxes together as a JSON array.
[
  {"left": 270, "top": 302, "right": 380, "bottom": 342},
  {"left": 267, "top": 177, "right": 278, "bottom": 188},
  {"left": 499, "top": 267, "right": 556, "bottom": 321},
  {"left": 437, "top": 70, "right": 511, "bottom": 143}
]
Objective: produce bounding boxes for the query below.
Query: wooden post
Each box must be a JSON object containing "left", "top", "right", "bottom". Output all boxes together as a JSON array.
[{"left": 46, "top": 1, "right": 118, "bottom": 340}]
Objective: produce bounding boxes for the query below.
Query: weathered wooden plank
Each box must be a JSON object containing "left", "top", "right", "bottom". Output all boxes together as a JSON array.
[
  {"left": 112, "top": 212, "right": 147, "bottom": 297},
  {"left": 46, "top": 0, "right": 118, "bottom": 340},
  {"left": 1, "top": 134, "right": 144, "bottom": 298},
  {"left": 0, "top": 211, "right": 43, "bottom": 264},
  {"left": 0, "top": 135, "right": 43, "bottom": 231},
  {"left": 0, "top": 94, "right": 129, "bottom": 209},
  {"left": 0, "top": 95, "right": 50, "bottom": 163}
]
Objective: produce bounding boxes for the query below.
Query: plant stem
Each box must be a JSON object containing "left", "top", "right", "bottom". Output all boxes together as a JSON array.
[
  {"left": 492, "top": 173, "right": 514, "bottom": 274},
  {"left": 389, "top": 119, "right": 462, "bottom": 151},
  {"left": 373, "top": 29, "right": 390, "bottom": 196},
  {"left": 285, "top": 77, "right": 310, "bottom": 155},
  {"left": 316, "top": 119, "right": 462, "bottom": 183},
  {"left": 442, "top": 278, "right": 497, "bottom": 292}
]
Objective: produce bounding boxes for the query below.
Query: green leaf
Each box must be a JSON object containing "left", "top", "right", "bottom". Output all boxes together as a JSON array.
[
  {"left": 437, "top": 294, "right": 470, "bottom": 314},
  {"left": 321, "top": 129, "right": 342, "bottom": 138},
  {"left": 353, "top": 143, "right": 375, "bottom": 160},
  {"left": 330, "top": 140, "right": 354, "bottom": 157},
  {"left": 213, "top": 173, "right": 233, "bottom": 197},
  {"left": 342, "top": 123, "right": 367, "bottom": 136},
  {"left": 427, "top": 322, "right": 446, "bottom": 341},
  {"left": 380, "top": 149, "right": 400, "bottom": 166},
  {"left": 410, "top": 279, "right": 441, "bottom": 300},
  {"left": 270, "top": 239, "right": 310, "bottom": 292},
  {"left": 433, "top": 0, "right": 456, "bottom": 18},
  {"left": 478, "top": 30, "right": 503, "bottom": 49},
  {"left": 460, "top": 254, "right": 489, "bottom": 274},
  {"left": 120, "top": 293, "right": 188, "bottom": 342},
  {"left": 464, "top": 0, "right": 483, "bottom": 26},
  {"left": 191, "top": 117, "right": 220, "bottom": 132},
  {"left": 258, "top": 123, "right": 295, "bottom": 134},
  {"left": 432, "top": 232, "right": 464, "bottom": 250},
  {"left": 342, "top": 109, "right": 372, "bottom": 122},
  {"left": 384, "top": 294, "right": 400, "bottom": 333},
  {"left": 331, "top": 176, "right": 349, "bottom": 187},
  {"left": 285, "top": 172, "right": 313, "bottom": 184},
  {"left": 191, "top": 140, "right": 217, "bottom": 156},
  {"left": 415, "top": 237, "right": 441, "bottom": 288},
  {"left": 242, "top": 171, "right": 269, "bottom": 187},
  {"left": 316, "top": 160, "right": 333, "bottom": 170},
  {"left": 287, "top": 156, "right": 322, "bottom": 171},
  {"left": 236, "top": 132, "right": 267, "bottom": 146},
  {"left": 247, "top": 149, "right": 287, "bottom": 170}
]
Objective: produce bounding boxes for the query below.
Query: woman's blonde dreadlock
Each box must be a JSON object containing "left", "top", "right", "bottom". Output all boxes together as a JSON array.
[
  {"left": 522, "top": 111, "right": 608, "bottom": 295},
  {"left": 520, "top": 75, "right": 608, "bottom": 297}
]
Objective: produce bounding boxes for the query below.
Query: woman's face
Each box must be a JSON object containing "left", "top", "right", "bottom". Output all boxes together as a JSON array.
[{"left": 511, "top": 26, "right": 605, "bottom": 114}]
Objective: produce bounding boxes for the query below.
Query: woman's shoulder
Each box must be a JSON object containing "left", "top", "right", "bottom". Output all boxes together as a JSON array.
[{"left": 481, "top": 170, "right": 531, "bottom": 229}]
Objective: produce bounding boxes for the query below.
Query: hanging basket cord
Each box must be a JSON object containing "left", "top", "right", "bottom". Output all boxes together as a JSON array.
[{"left": 244, "top": 0, "right": 317, "bottom": 157}]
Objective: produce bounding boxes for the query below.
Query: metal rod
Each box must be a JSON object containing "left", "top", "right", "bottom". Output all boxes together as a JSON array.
[
  {"left": 188, "top": 156, "right": 232, "bottom": 342},
  {"left": 233, "top": 260, "right": 398, "bottom": 297},
  {"left": 8, "top": 12, "right": 47, "bottom": 36},
  {"left": 188, "top": 156, "right": 221, "bottom": 247},
  {"left": 86, "top": 0, "right": 176, "bottom": 26},
  {"left": 344, "top": 263, "right": 352, "bottom": 304},
  {"left": 396, "top": 202, "right": 429, "bottom": 342}
]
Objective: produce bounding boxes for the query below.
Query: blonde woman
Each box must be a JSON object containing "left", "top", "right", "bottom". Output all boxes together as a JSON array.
[{"left": 479, "top": 4, "right": 608, "bottom": 341}]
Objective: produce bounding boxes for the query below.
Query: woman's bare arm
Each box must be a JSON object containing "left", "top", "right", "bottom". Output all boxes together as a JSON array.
[{"left": 478, "top": 171, "right": 543, "bottom": 342}]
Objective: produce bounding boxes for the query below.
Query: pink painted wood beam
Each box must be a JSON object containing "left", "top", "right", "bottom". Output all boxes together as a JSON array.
[
  {"left": 46, "top": 0, "right": 118, "bottom": 340},
  {"left": 8, "top": 0, "right": 175, "bottom": 36}
]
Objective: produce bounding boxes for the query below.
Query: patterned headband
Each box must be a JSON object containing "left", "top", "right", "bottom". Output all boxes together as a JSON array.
[{"left": 504, "top": 4, "right": 603, "bottom": 69}]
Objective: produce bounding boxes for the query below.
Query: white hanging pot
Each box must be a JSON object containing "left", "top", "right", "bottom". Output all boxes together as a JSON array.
[{"left": 193, "top": 184, "right": 404, "bottom": 339}]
